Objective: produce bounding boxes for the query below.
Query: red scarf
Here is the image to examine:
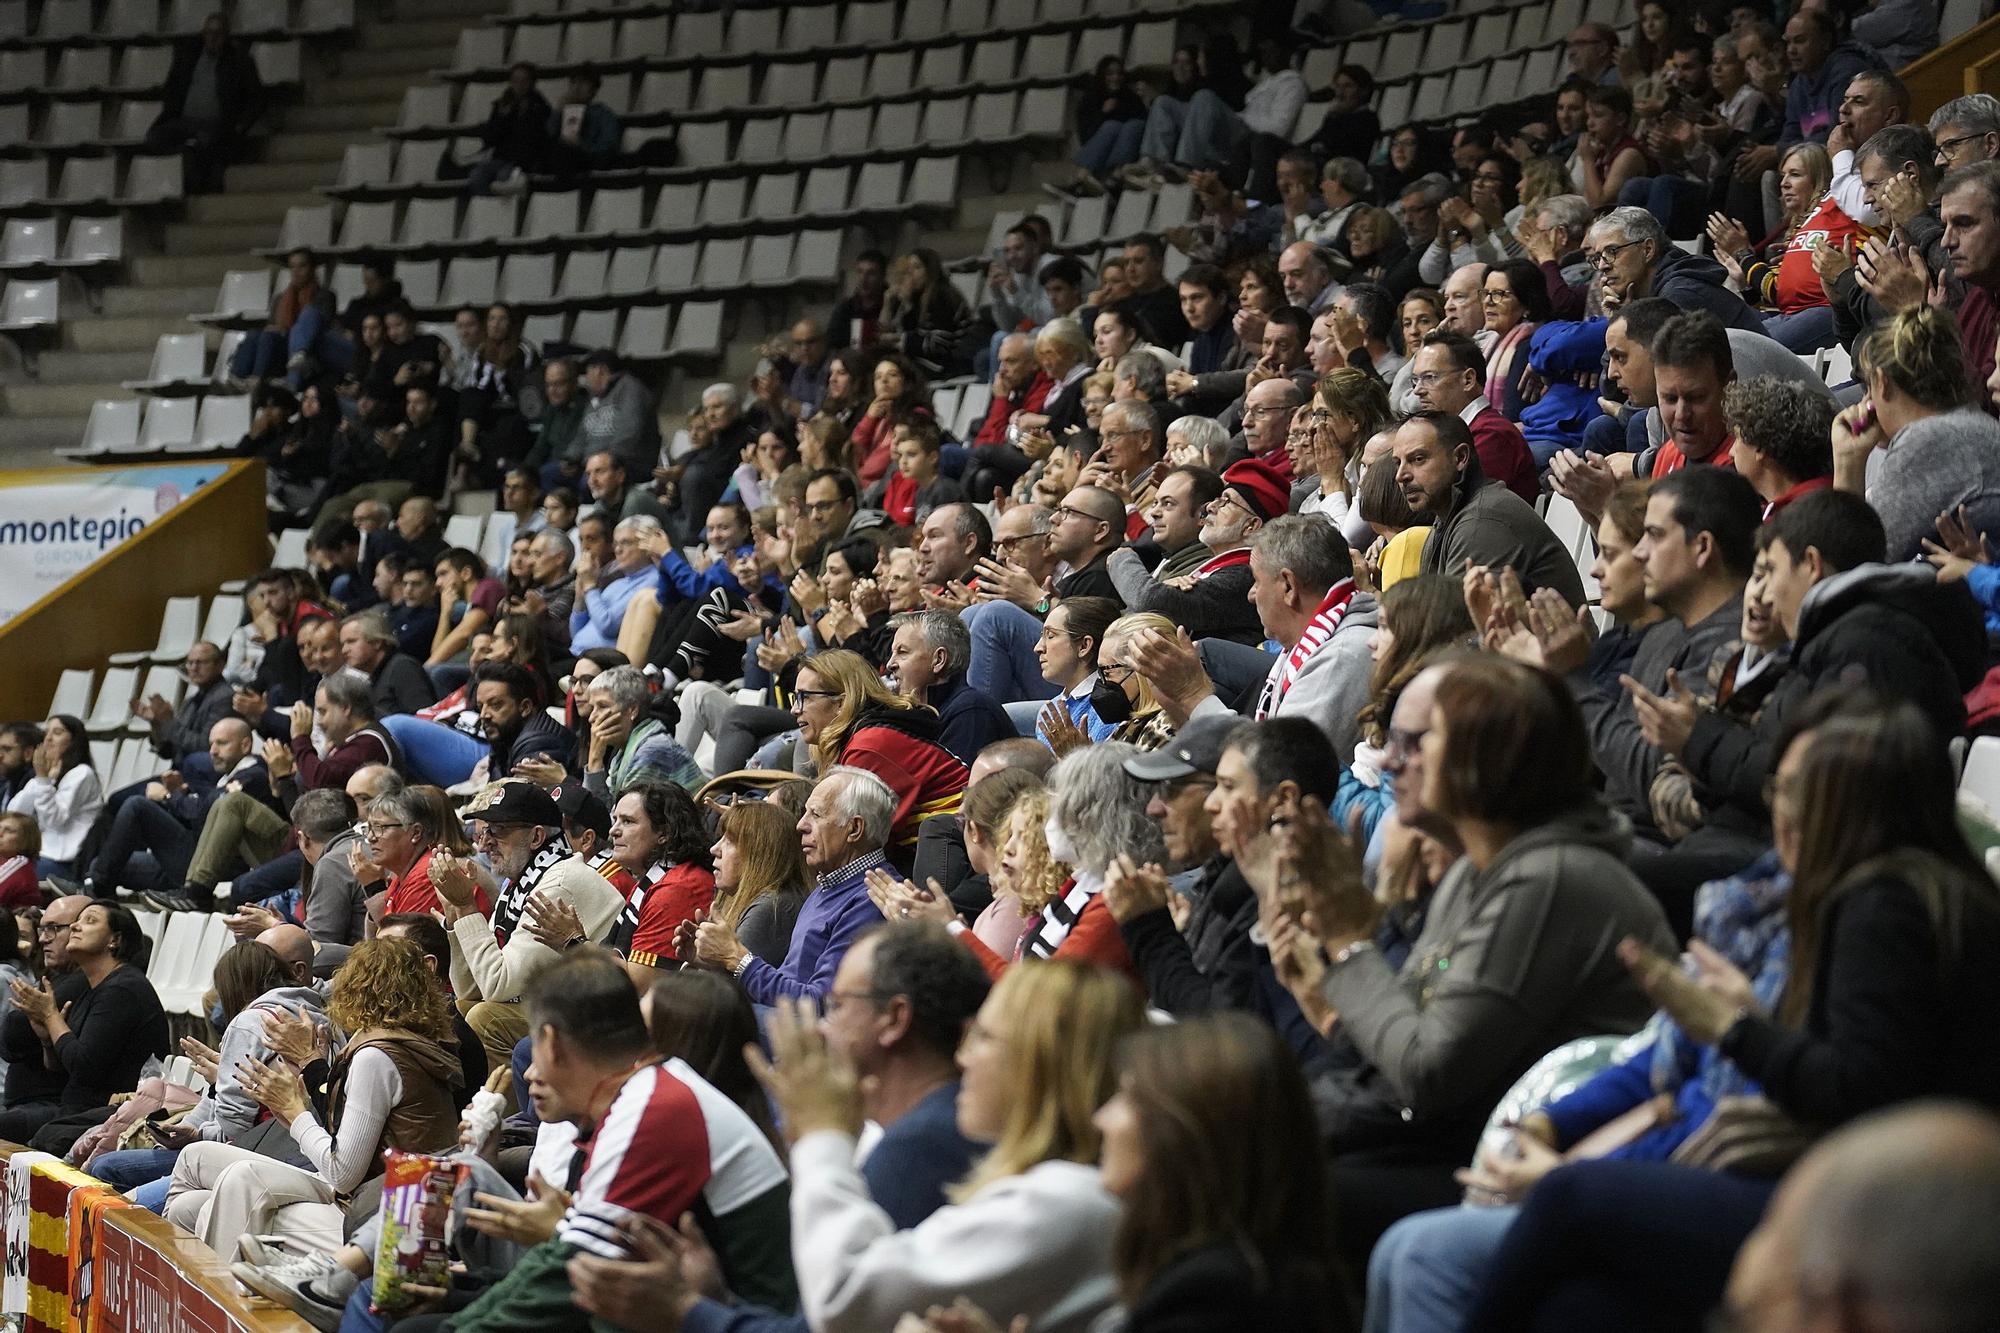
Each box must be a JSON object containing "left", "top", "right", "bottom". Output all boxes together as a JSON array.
[
  {"left": 1193, "top": 548, "right": 1252, "bottom": 579},
  {"left": 1258, "top": 579, "right": 1357, "bottom": 719}
]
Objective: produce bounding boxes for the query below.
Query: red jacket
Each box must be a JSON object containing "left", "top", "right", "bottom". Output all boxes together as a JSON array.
[
  {"left": 1469, "top": 404, "right": 1539, "bottom": 503},
  {"left": 838, "top": 707, "right": 968, "bottom": 848},
  {"left": 972, "top": 372, "right": 1055, "bottom": 446}
]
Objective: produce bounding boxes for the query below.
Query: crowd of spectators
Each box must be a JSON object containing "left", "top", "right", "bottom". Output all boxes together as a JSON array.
[{"left": 8, "top": 3, "right": 2000, "bottom": 1329}]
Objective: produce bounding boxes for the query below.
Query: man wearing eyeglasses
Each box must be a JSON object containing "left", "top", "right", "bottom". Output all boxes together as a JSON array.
[
  {"left": 1109, "top": 460, "right": 1274, "bottom": 647},
  {"left": 1584, "top": 207, "right": 1764, "bottom": 332},
  {"left": 1563, "top": 23, "right": 1620, "bottom": 87},
  {"left": 1410, "top": 331, "right": 1538, "bottom": 504},
  {"left": 132, "top": 640, "right": 232, "bottom": 769},
  {"left": 1929, "top": 95, "right": 2000, "bottom": 173},
  {"left": 0, "top": 895, "right": 89, "bottom": 1109}
]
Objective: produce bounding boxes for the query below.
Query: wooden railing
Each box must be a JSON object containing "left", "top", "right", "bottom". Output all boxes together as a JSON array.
[
  {"left": 1906, "top": 14, "right": 2000, "bottom": 120},
  {"left": 0, "top": 460, "right": 269, "bottom": 721}
]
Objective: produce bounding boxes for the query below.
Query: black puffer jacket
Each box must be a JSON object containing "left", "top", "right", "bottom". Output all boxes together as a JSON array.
[{"left": 1684, "top": 562, "right": 1986, "bottom": 834}]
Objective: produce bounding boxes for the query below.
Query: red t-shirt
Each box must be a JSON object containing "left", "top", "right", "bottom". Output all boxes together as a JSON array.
[
  {"left": 382, "top": 846, "right": 494, "bottom": 918},
  {"left": 882, "top": 471, "right": 920, "bottom": 527},
  {"left": 1653, "top": 433, "right": 1737, "bottom": 476},
  {"left": 628, "top": 863, "right": 716, "bottom": 970},
  {"left": 1775, "top": 196, "right": 1876, "bottom": 314}
]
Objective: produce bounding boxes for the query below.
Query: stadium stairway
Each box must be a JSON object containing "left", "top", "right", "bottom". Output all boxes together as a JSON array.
[{"left": 0, "top": 0, "right": 508, "bottom": 466}]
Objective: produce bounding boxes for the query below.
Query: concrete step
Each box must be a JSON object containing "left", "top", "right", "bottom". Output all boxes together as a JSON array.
[
  {"left": 34, "top": 349, "right": 154, "bottom": 384},
  {"left": 326, "top": 43, "right": 454, "bottom": 77},
  {"left": 62, "top": 314, "right": 205, "bottom": 353},
  {"left": 0, "top": 380, "right": 129, "bottom": 418},
  {"left": 224, "top": 161, "right": 335, "bottom": 193},
  {"left": 355, "top": 17, "right": 475, "bottom": 48},
  {"left": 283, "top": 101, "right": 401, "bottom": 133},
  {"left": 0, "top": 415, "right": 88, "bottom": 461},
  {"left": 388, "top": 0, "right": 509, "bottom": 22},
  {"left": 184, "top": 191, "right": 326, "bottom": 225},
  {"left": 164, "top": 222, "right": 280, "bottom": 257},
  {"left": 102, "top": 285, "right": 215, "bottom": 318},
  {"left": 260, "top": 130, "right": 362, "bottom": 164},
  {"left": 306, "top": 71, "right": 417, "bottom": 104},
  {"left": 131, "top": 253, "right": 258, "bottom": 288}
]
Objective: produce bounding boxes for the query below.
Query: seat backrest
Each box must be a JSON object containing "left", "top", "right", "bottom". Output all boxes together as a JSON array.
[
  {"left": 194, "top": 393, "right": 252, "bottom": 447},
  {"left": 213, "top": 269, "right": 271, "bottom": 317},
  {"left": 84, "top": 398, "right": 142, "bottom": 451},
  {"left": 500, "top": 252, "right": 554, "bottom": 304},
  {"left": 3, "top": 217, "right": 55, "bottom": 265},
  {"left": 2, "top": 278, "right": 57, "bottom": 326},
  {"left": 557, "top": 248, "right": 609, "bottom": 299},
  {"left": 148, "top": 332, "right": 206, "bottom": 383},
  {"left": 139, "top": 395, "right": 198, "bottom": 449}
]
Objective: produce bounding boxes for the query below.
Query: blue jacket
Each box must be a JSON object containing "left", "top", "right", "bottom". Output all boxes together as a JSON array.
[
  {"left": 1521, "top": 319, "right": 1608, "bottom": 457},
  {"left": 657, "top": 545, "right": 751, "bottom": 602},
  {"left": 569, "top": 564, "right": 661, "bottom": 652}
]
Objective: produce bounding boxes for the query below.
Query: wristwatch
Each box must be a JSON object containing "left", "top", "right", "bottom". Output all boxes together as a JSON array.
[{"left": 1327, "top": 938, "right": 1377, "bottom": 969}]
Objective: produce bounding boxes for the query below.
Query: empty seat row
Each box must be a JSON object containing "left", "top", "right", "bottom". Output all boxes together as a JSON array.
[
  {"left": 516, "top": 299, "right": 724, "bottom": 362},
  {"left": 0, "top": 152, "right": 182, "bottom": 209},
  {"left": 493, "top": 0, "right": 1195, "bottom": 48},
  {"left": 0, "top": 213, "right": 120, "bottom": 270},
  {"left": 656, "top": 88, "right": 1068, "bottom": 172},
  {"left": 449, "top": 18, "right": 1170, "bottom": 103},
  {"left": 306, "top": 159, "right": 956, "bottom": 255},
  {"left": 125, "top": 328, "right": 238, "bottom": 395},
  {"left": 63, "top": 391, "right": 251, "bottom": 459},
  {"left": 0, "top": 37, "right": 298, "bottom": 96},
  {"left": 0, "top": 0, "right": 349, "bottom": 45}
]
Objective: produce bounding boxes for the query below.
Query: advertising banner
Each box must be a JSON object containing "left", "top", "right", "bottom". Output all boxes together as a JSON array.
[{"left": 0, "top": 463, "right": 231, "bottom": 624}]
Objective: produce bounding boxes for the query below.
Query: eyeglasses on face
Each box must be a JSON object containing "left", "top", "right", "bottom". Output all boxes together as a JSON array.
[
  {"left": 803, "top": 499, "right": 846, "bottom": 516},
  {"left": 1053, "top": 504, "right": 1106, "bottom": 525},
  {"left": 1586, "top": 239, "right": 1646, "bottom": 271},
  {"left": 364, "top": 821, "right": 415, "bottom": 838},
  {"left": 793, "top": 687, "right": 842, "bottom": 703}
]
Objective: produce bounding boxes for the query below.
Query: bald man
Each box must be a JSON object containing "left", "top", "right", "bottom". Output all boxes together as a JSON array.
[
  {"left": 91, "top": 718, "right": 267, "bottom": 900},
  {"left": 0, "top": 895, "right": 88, "bottom": 1113},
  {"left": 256, "top": 923, "right": 317, "bottom": 989},
  {"left": 1725, "top": 1104, "right": 2000, "bottom": 1333}
]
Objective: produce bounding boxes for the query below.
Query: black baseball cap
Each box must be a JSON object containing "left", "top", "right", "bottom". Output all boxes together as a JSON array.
[
  {"left": 1122, "top": 714, "right": 1241, "bottom": 782},
  {"left": 464, "top": 780, "right": 563, "bottom": 829},
  {"left": 550, "top": 783, "right": 611, "bottom": 839}
]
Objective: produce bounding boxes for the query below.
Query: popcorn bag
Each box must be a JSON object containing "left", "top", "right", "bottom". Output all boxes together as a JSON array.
[{"left": 370, "top": 1150, "right": 468, "bottom": 1314}]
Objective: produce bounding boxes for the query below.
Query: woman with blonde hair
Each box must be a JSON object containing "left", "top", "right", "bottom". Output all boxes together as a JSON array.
[
  {"left": 1834, "top": 306, "right": 2000, "bottom": 562},
  {"left": 164, "top": 936, "right": 463, "bottom": 1255},
  {"left": 1096, "top": 613, "right": 1178, "bottom": 751},
  {"left": 708, "top": 799, "right": 809, "bottom": 965},
  {"left": 1705, "top": 140, "right": 1861, "bottom": 353},
  {"left": 790, "top": 650, "right": 967, "bottom": 858},
  {"left": 751, "top": 959, "right": 1147, "bottom": 1333}
]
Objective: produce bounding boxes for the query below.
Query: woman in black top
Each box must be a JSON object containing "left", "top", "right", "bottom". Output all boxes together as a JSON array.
[
  {"left": 1095, "top": 1013, "right": 1353, "bottom": 1332},
  {"left": 0, "top": 902, "right": 167, "bottom": 1147},
  {"left": 1462, "top": 693, "right": 2000, "bottom": 1332}
]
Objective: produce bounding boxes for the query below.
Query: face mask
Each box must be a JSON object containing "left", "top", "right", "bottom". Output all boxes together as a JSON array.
[{"left": 1090, "top": 675, "right": 1133, "bottom": 724}]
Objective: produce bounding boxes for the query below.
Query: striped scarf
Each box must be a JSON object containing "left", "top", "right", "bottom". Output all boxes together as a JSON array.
[
  {"left": 1020, "top": 874, "right": 1097, "bottom": 961},
  {"left": 1256, "top": 578, "right": 1357, "bottom": 719}
]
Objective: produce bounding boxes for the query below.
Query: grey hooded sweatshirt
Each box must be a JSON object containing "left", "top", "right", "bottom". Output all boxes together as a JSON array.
[{"left": 185, "top": 983, "right": 329, "bottom": 1146}]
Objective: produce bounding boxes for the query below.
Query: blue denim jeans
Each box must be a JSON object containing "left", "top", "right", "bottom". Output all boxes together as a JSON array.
[
  {"left": 1762, "top": 305, "right": 1837, "bottom": 355},
  {"left": 962, "top": 601, "right": 1058, "bottom": 704},
  {"left": 1366, "top": 1203, "right": 1518, "bottom": 1333},
  {"left": 1075, "top": 118, "right": 1144, "bottom": 176},
  {"left": 381, "top": 716, "right": 489, "bottom": 786}
]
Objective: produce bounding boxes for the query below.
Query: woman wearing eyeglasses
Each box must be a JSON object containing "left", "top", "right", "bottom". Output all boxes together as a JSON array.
[
  {"left": 790, "top": 650, "right": 967, "bottom": 865},
  {"left": 1482, "top": 259, "right": 1555, "bottom": 422},
  {"left": 363, "top": 786, "right": 492, "bottom": 919}
]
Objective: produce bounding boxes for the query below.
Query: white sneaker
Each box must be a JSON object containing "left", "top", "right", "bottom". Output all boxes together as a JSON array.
[{"left": 232, "top": 1255, "right": 344, "bottom": 1333}]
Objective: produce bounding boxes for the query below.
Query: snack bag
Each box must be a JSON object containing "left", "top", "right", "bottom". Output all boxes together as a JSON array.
[{"left": 370, "top": 1150, "right": 468, "bottom": 1314}]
